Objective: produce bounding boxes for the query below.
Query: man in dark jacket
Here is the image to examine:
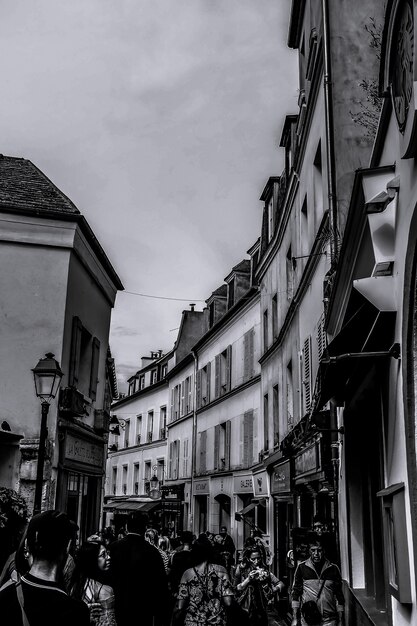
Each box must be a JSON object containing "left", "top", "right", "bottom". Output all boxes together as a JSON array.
[
  {"left": 110, "top": 513, "right": 170, "bottom": 626},
  {"left": 291, "top": 538, "right": 344, "bottom": 626},
  {"left": 0, "top": 510, "right": 89, "bottom": 626}
]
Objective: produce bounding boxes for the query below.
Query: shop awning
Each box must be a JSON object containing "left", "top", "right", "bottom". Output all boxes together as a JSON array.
[
  {"left": 104, "top": 500, "right": 160, "bottom": 512},
  {"left": 238, "top": 502, "right": 256, "bottom": 516},
  {"left": 315, "top": 299, "right": 397, "bottom": 409}
]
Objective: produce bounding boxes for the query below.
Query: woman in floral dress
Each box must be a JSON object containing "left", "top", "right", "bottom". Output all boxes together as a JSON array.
[
  {"left": 70, "top": 540, "right": 117, "bottom": 626},
  {"left": 174, "top": 539, "right": 234, "bottom": 626}
]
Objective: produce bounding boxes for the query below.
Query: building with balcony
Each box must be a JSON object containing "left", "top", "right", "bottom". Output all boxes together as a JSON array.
[{"left": 0, "top": 155, "right": 123, "bottom": 541}]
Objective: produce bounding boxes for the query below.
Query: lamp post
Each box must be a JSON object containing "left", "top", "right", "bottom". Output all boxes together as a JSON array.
[{"left": 32, "top": 352, "right": 63, "bottom": 516}]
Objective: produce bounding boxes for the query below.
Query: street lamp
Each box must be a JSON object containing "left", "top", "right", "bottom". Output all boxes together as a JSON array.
[{"left": 32, "top": 352, "right": 63, "bottom": 516}]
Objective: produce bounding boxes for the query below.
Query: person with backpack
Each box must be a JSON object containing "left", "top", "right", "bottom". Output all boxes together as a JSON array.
[
  {"left": 173, "top": 538, "right": 234, "bottom": 626},
  {"left": 291, "top": 538, "right": 344, "bottom": 626}
]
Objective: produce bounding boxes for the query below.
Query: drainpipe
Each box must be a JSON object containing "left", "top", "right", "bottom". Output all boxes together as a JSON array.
[
  {"left": 190, "top": 348, "right": 198, "bottom": 534},
  {"left": 322, "top": 0, "right": 339, "bottom": 266}
]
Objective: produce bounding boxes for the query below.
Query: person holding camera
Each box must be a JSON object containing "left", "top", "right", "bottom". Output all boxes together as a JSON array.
[
  {"left": 234, "top": 547, "right": 284, "bottom": 626},
  {"left": 291, "top": 538, "right": 344, "bottom": 626}
]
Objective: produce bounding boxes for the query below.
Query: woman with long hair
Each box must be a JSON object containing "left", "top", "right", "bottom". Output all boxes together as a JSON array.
[
  {"left": 234, "top": 547, "right": 284, "bottom": 626},
  {"left": 173, "top": 539, "right": 234, "bottom": 626},
  {"left": 70, "top": 540, "right": 116, "bottom": 626}
]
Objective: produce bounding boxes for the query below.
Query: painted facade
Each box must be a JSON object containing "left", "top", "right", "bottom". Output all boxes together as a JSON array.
[{"left": 0, "top": 156, "right": 122, "bottom": 541}]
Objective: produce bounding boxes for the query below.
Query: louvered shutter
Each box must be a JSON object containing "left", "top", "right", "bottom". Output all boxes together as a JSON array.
[
  {"left": 89, "top": 337, "right": 100, "bottom": 400},
  {"left": 303, "top": 336, "right": 312, "bottom": 412},
  {"left": 200, "top": 431, "right": 207, "bottom": 473},
  {"left": 248, "top": 329, "right": 254, "bottom": 378},
  {"left": 298, "top": 350, "right": 304, "bottom": 417},
  {"left": 206, "top": 362, "right": 211, "bottom": 403},
  {"left": 214, "top": 425, "right": 220, "bottom": 470},
  {"left": 69, "top": 316, "right": 82, "bottom": 387},
  {"left": 243, "top": 410, "right": 254, "bottom": 467},
  {"left": 170, "top": 388, "right": 175, "bottom": 421},
  {"left": 215, "top": 354, "right": 221, "bottom": 398},
  {"left": 183, "top": 439, "right": 189, "bottom": 476},
  {"left": 174, "top": 440, "right": 180, "bottom": 479},
  {"left": 243, "top": 331, "right": 250, "bottom": 382},
  {"left": 226, "top": 345, "right": 232, "bottom": 392},
  {"left": 180, "top": 381, "right": 185, "bottom": 416},
  {"left": 188, "top": 374, "right": 193, "bottom": 412},
  {"left": 225, "top": 420, "right": 231, "bottom": 470},
  {"left": 169, "top": 442, "right": 174, "bottom": 478},
  {"left": 196, "top": 370, "right": 202, "bottom": 409}
]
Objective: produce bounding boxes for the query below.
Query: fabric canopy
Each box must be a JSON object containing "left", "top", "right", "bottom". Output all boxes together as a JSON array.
[
  {"left": 238, "top": 502, "right": 256, "bottom": 516},
  {"left": 104, "top": 500, "right": 160, "bottom": 512}
]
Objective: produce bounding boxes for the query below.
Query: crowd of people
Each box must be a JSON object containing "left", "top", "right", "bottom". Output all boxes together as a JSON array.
[{"left": 0, "top": 510, "right": 344, "bottom": 626}]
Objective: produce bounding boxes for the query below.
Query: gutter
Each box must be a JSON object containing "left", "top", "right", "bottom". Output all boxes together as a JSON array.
[{"left": 322, "top": 0, "right": 339, "bottom": 266}]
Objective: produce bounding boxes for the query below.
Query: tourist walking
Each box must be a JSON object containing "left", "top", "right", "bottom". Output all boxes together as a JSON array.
[
  {"left": 173, "top": 538, "right": 234, "bottom": 626},
  {"left": 69, "top": 540, "right": 116, "bottom": 626},
  {"left": 291, "top": 538, "right": 344, "bottom": 626},
  {"left": 109, "top": 513, "right": 169, "bottom": 626},
  {"left": 234, "top": 546, "right": 284, "bottom": 626},
  {"left": 0, "top": 510, "right": 90, "bottom": 626}
]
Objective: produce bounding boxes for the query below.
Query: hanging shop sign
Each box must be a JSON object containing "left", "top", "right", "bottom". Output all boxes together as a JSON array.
[
  {"left": 65, "top": 434, "right": 103, "bottom": 468},
  {"left": 271, "top": 460, "right": 291, "bottom": 494},
  {"left": 295, "top": 442, "right": 320, "bottom": 478},
  {"left": 193, "top": 479, "right": 210, "bottom": 495},
  {"left": 252, "top": 470, "right": 268, "bottom": 496},
  {"left": 161, "top": 483, "right": 184, "bottom": 500},
  {"left": 234, "top": 474, "right": 253, "bottom": 494}
]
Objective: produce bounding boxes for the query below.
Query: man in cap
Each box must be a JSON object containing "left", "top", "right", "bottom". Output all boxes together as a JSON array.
[{"left": 0, "top": 509, "right": 90, "bottom": 626}]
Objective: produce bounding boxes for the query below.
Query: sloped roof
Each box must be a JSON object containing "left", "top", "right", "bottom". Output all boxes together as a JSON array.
[
  {"left": 0, "top": 156, "right": 80, "bottom": 215},
  {"left": 231, "top": 259, "right": 251, "bottom": 274},
  {"left": 210, "top": 284, "right": 228, "bottom": 298}
]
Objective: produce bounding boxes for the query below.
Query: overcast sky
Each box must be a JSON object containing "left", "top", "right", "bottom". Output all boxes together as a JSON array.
[{"left": 0, "top": 0, "right": 298, "bottom": 391}]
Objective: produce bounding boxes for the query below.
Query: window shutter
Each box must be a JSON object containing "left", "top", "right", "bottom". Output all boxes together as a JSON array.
[
  {"left": 214, "top": 425, "right": 220, "bottom": 470},
  {"left": 226, "top": 345, "right": 232, "bottom": 392},
  {"left": 303, "top": 336, "right": 312, "bottom": 412},
  {"left": 206, "top": 362, "right": 211, "bottom": 403},
  {"left": 298, "top": 350, "right": 304, "bottom": 417},
  {"left": 170, "top": 388, "right": 175, "bottom": 421},
  {"left": 183, "top": 439, "right": 189, "bottom": 476},
  {"left": 180, "top": 381, "right": 185, "bottom": 416},
  {"left": 174, "top": 440, "right": 180, "bottom": 479},
  {"left": 243, "top": 331, "right": 249, "bottom": 382},
  {"left": 188, "top": 374, "right": 193, "bottom": 413},
  {"left": 249, "top": 329, "right": 254, "bottom": 378},
  {"left": 169, "top": 442, "right": 174, "bottom": 478},
  {"left": 89, "top": 337, "right": 100, "bottom": 400},
  {"left": 225, "top": 420, "right": 231, "bottom": 470},
  {"left": 253, "top": 412, "right": 258, "bottom": 465},
  {"left": 199, "top": 430, "right": 207, "bottom": 473},
  {"left": 243, "top": 410, "right": 254, "bottom": 467},
  {"left": 215, "top": 354, "right": 221, "bottom": 398},
  {"left": 196, "top": 370, "right": 202, "bottom": 409},
  {"left": 69, "top": 316, "right": 82, "bottom": 387}
]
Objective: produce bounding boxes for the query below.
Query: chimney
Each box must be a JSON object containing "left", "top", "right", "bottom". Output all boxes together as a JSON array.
[
  {"left": 158, "top": 349, "right": 163, "bottom": 357},
  {"left": 189, "top": 303, "right": 196, "bottom": 311}
]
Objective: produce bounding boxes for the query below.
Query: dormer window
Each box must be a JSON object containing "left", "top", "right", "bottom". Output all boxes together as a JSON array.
[
  {"left": 209, "top": 301, "right": 215, "bottom": 327},
  {"left": 139, "top": 375, "right": 145, "bottom": 390},
  {"left": 151, "top": 369, "right": 157, "bottom": 385},
  {"left": 268, "top": 197, "right": 274, "bottom": 242}
]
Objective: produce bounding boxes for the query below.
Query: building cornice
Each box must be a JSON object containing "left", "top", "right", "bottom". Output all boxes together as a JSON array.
[
  {"left": 196, "top": 374, "right": 261, "bottom": 415},
  {"left": 112, "top": 379, "right": 168, "bottom": 409}
]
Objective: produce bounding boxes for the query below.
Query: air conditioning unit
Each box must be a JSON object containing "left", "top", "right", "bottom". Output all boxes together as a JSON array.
[{"left": 59, "top": 387, "right": 86, "bottom": 418}]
